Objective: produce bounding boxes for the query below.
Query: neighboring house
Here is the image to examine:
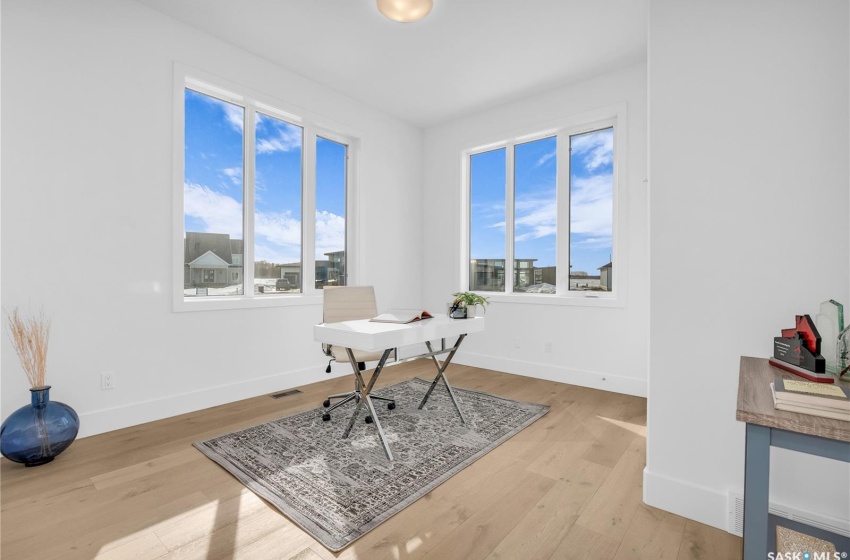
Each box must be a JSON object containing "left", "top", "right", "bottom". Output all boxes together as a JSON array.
[
  {"left": 599, "top": 262, "right": 613, "bottom": 291},
  {"left": 184, "top": 232, "right": 243, "bottom": 288},
  {"left": 324, "top": 251, "right": 345, "bottom": 286},
  {"left": 276, "top": 262, "right": 302, "bottom": 288},
  {"left": 469, "top": 258, "right": 539, "bottom": 291}
]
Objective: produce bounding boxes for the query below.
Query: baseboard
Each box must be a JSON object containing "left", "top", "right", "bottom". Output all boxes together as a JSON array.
[
  {"left": 644, "top": 468, "right": 850, "bottom": 537},
  {"left": 76, "top": 365, "right": 347, "bottom": 438},
  {"left": 643, "top": 467, "right": 729, "bottom": 531},
  {"left": 77, "top": 350, "right": 646, "bottom": 439},
  {"left": 453, "top": 351, "right": 647, "bottom": 397},
  {"left": 767, "top": 501, "right": 850, "bottom": 538}
]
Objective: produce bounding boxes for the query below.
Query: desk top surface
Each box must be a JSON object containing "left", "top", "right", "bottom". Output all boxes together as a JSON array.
[
  {"left": 736, "top": 356, "right": 850, "bottom": 442},
  {"left": 314, "top": 315, "right": 485, "bottom": 352}
]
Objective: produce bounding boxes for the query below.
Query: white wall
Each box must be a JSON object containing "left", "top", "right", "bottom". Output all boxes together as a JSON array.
[
  {"left": 647, "top": 0, "right": 850, "bottom": 532},
  {"left": 421, "top": 63, "right": 649, "bottom": 396},
  {"left": 0, "top": 0, "right": 423, "bottom": 437}
]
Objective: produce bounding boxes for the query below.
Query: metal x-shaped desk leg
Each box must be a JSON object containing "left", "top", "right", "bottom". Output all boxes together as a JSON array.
[
  {"left": 340, "top": 347, "right": 395, "bottom": 461},
  {"left": 419, "top": 334, "right": 467, "bottom": 424}
]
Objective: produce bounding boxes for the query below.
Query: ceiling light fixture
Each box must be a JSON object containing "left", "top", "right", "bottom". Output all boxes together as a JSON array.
[{"left": 376, "top": 0, "right": 433, "bottom": 23}]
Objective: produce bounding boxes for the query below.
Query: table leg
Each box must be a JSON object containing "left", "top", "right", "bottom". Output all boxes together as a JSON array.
[
  {"left": 743, "top": 423, "right": 770, "bottom": 560},
  {"left": 340, "top": 347, "right": 395, "bottom": 461},
  {"left": 419, "top": 335, "right": 467, "bottom": 424}
]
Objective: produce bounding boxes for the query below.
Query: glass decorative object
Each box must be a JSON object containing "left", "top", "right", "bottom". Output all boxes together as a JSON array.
[
  {"left": 0, "top": 386, "right": 79, "bottom": 467},
  {"left": 815, "top": 300, "right": 844, "bottom": 374},
  {"left": 838, "top": 324, "right": 850, "bottom": 378}
]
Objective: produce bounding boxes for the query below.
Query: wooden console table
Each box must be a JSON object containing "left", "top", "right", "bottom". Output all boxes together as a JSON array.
[{"left": 736, "top": 356, "right": 850, "bottom": 559}]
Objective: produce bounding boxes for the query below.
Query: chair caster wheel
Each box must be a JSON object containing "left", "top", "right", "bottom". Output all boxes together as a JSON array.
[
  {"left": 365, "top": 416, "right": 373, "bottom": 424},
  {"left": 322, "top": 399, "right": 331, "bottom": 408},
  {"left": 322, "top": 413, "right": 331, "bottom": 422},
  {"left": 387, "top": 402, "right": 396, "bottom": 410}
]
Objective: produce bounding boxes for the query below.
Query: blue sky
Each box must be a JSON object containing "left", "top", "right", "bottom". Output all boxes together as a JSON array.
[
  {"left": 469, "top": 128, "right": 614, "bottom": 276},
  {"left": 183, "top": 88, "right": 345, "bottom": 265}
]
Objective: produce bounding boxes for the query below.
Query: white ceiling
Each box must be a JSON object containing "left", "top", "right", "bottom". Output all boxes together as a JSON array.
[{"left": 134, "top": 0, "right": 648, "bottom": 128}]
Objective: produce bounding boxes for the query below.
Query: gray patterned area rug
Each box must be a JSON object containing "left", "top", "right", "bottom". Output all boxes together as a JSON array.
[{"left": 193, "top": 377, "right": 548, "bottom": 551}]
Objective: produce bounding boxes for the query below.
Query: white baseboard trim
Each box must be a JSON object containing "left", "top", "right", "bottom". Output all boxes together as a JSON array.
[
  {"left": 76, "top": 365, "right": 347, "bottom": 438},
  {"left": 453, "top": 351, "right": 647, "bottom": 397},
  {"left": 646, "top": 469, "right": 850, "bottom": 537},
  {"left": 643, "top": 467, "right": 729, "bottom": 531},
  {"left": 768, "top": 499, "right": 850, "bottom": 538},
  {"left": 76, "top": 351, "right": 646, "bottom": 439}
]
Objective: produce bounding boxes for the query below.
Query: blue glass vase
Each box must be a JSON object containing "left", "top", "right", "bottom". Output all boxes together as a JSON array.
[{"left": 0, "top": 386, "right": 79, "bottom": 467}]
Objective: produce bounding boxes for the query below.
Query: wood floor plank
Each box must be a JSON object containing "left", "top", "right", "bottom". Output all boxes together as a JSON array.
[
  {"left": 547, "top": 524, "right": 620, "bottom": 560},
  {"left": 418, "top": 470, "right": 556, "bottom": 560},
  {"left": 677, "top": 519, "right": 743, "bottom": 560},
  {"left": 32, "top": 492, "right": 211, "bottom": 560},
  {"left": 485, "top": 459, "right": 611, "bottom": 560},
  {"left": 574, "top": 434, "right": 645, "bottom": 542},
  {"left": 613, "top": 503, "right": 687, "bottom": 560},
  {"left": 93, "top": 533, "right": 168, "bottom": 560},
  {"left": 91, "top": 448, "right": 201, "bottom": 490}
]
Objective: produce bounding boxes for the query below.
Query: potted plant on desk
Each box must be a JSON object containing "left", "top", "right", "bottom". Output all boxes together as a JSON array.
[{"left": 449, "top": 292, "right": 489, "bottom": 318}]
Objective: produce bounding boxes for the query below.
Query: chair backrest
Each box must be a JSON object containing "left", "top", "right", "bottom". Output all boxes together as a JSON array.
[{"left": 322, "top": 286, "right": 378, "bottom": 324}]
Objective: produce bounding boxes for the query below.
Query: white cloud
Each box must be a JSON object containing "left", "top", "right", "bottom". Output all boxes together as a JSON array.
[
  {"left": 508, "top": 172, "right": 612, "bottom": 242},
  {"left": 184, "top": 183, "right": 242, "bottom": 238},
  {"left": 222, "top": 167, "right": 242, "bottom": 186},
  {"left": 572, "top": 236, "right": 611, "bottom": 249},
  {"left": 535, "top": 150, "right": 556, "bottom": 168},
  {"left": 570, "top": 174, "right": 613, "bottom": 236},
  {"left": 256, "top": 118, "right": 302, "bottom": 154},
  {"left": 514, "top": 190, "right": 556, "bottom": 241},
  {"left": 472, "top": 201, "right": 506, "bottom": 231},
  {"left": 255, "top": 210, "right": 301, "bottom": 262},
  {"left": 185, "top": 182, "right": 346, "bottom": 264},
  {"left": 515, "top": 205, "right": 556, "bottom": 241},
  {"left": 316, "top": 210, "right": 345, "bottom": 259},
  {"left": 571, "top": 129, "right": 613, "bottom": 171},
  {"left": 222, "top": 104, "right": 244, "bottom": 134}
]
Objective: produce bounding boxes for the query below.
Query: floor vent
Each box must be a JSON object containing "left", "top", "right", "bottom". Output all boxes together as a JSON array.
[
  {"left": 727, "top": 491, "right": 850, "bottom": 538},
  {"left": 270, "top": 389, "right": 302, "bottom": 399},
  {"left": 728, "top": 491, "right": 745, "bottom": 537}
]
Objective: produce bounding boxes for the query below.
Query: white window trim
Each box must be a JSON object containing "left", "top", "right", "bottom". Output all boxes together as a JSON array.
[
  {"left": 172, "top": 63, "right": 360, "bottom": 312},
  {"left": 461, "top": 103, "right": 628, "bottom": 308}
]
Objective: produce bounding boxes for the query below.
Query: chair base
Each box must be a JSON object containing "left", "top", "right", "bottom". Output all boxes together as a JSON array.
[{"left": 321, "top": 390, "right": 395, "bottom": 422}]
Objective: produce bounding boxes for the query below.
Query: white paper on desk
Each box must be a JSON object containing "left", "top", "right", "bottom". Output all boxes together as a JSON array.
[{"left": 370, "top": 309, "right": 434, "bottom": 324}]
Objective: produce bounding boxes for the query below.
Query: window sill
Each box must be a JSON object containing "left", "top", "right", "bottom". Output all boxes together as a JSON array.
[
  {"left": 479, "top": 292, "right": 625, "bottom": 308},
  {"left": 173, "top": 293, "right": 323, "bottom": 312}
]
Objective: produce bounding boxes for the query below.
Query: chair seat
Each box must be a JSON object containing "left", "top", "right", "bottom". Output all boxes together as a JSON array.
[{"left": 330, "top": 345, "right": 386, "bottom": 365}]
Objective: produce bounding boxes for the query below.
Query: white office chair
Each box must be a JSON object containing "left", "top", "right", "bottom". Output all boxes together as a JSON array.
[{"left": 320, "top": 286, "right": 396, "bottom": 422}]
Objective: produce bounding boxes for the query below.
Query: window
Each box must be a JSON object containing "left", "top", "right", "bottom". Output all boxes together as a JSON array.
[
  {"left": 315, "top": 137, "right": 347, "bottom": 289},
  {"left": 466, "top": 111, "right": 622, "bottom": 302},
  {"left": 176, "top": 72, "right": 357, "bottom": 309}
]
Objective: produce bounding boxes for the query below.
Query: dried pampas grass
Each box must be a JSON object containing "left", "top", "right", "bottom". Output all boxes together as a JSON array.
[{"left": 5, "top": 307, "right": 50, "bottom": 388}]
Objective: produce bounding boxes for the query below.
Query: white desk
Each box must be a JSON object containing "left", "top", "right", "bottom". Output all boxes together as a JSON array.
[{"left": 314, "top": 316, "right": 485, "bottom": 460}]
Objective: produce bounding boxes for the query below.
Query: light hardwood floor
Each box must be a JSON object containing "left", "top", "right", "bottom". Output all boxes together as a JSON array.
[{"left": 1, "top": 362, "right": 742, "bottom": 560}]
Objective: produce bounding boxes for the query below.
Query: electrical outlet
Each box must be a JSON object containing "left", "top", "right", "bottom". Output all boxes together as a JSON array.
[
  {"left": 101, "top": 372, "right": 115, "bottom": 390},
  {"left": 544, "top": 340, "right": 553, "bottom": 353}
]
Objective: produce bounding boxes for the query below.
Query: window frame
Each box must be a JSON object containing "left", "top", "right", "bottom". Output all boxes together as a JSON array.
[
  {"left": 172, "top": 64, "right": 360, "bottom": 312},
  {"left": 461, "top": 104, "right": 627, "bottom": 308}
]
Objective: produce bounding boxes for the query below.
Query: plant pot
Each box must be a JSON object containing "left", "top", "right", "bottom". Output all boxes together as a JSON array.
[
  {"left": 0, "top": 386, "right": 79, "bottom": 467},
  {"left": 448, "top": 304, "right": 467, "bottom": 318}
]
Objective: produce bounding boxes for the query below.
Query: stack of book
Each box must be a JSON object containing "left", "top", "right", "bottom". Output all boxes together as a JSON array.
[{"left": 770, "top": 378, "right": 850, "bottom": 421}]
